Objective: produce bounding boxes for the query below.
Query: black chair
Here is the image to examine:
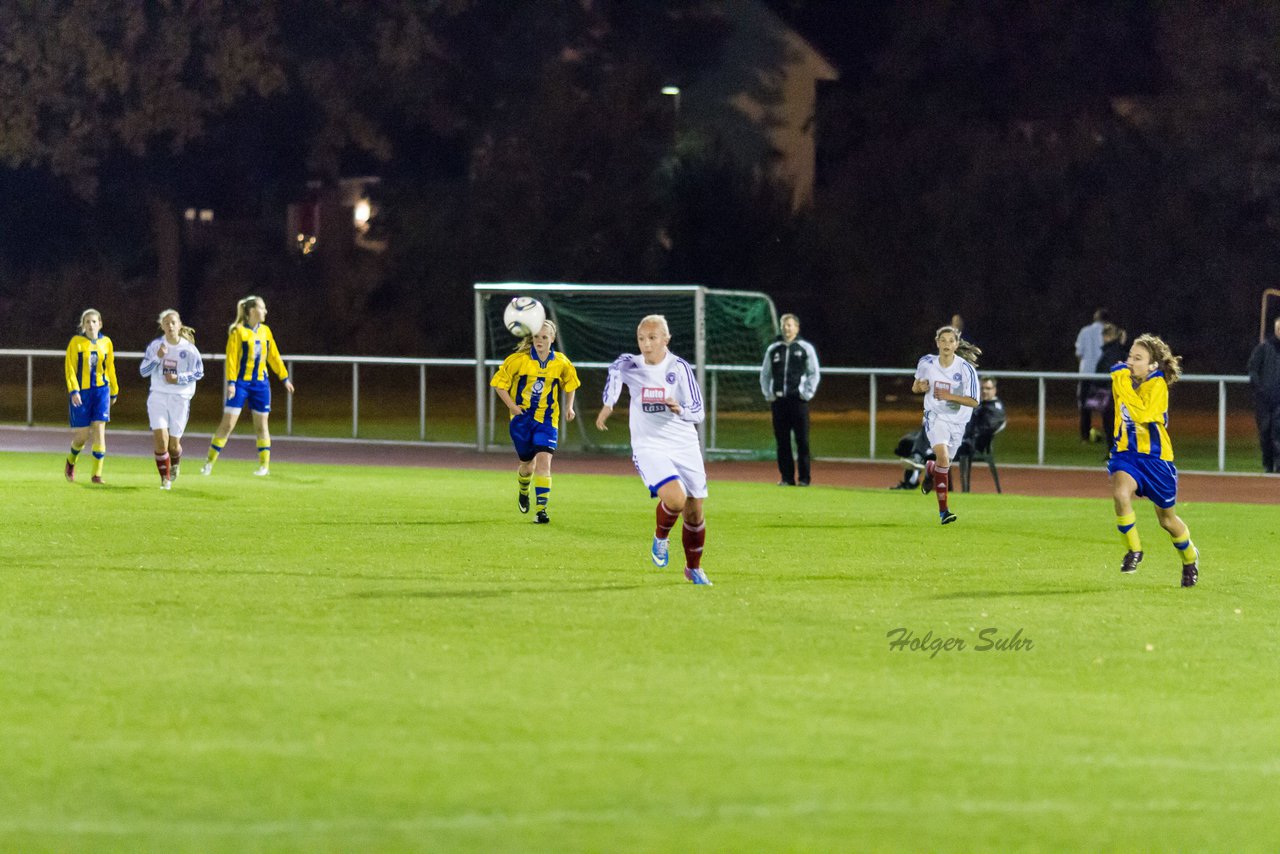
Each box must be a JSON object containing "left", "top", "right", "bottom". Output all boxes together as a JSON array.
[{"left": 958, "top": 421, "right": 1006, "bottom": 493}]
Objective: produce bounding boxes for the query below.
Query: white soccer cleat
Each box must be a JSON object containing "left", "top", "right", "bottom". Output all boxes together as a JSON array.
[
  {"left": 160, "top": 479, "right": 171, "bottom": 491},
  {"left": 199, "top": 463, "right": 213, "bottom": 476},
  {"left": 253, "top": 466, "right": 270, "bottom": 477}
]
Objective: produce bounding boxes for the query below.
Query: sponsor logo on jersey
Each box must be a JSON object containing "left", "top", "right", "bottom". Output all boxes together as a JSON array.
[{"left": 642, "top": 386, "right": 668, "bottom": 414}]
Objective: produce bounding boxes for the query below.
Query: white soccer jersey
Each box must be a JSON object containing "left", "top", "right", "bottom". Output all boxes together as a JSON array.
[
  {"left": 602, "top": 351, "right": 704, "bottom": 450},
  {"left": 139, "top": 337, "right": 204, "bottom": 400},
  {"left": 915, "top": 354, "right": 979, "bottom": 425}
]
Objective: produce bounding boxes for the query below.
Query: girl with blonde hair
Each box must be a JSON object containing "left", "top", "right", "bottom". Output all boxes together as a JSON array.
[
  {"left": 63, "top": 308, "right": 118, "bottom": 484},
  {"left": 489, "top": 319, "right": 580, "bottom": 523},
  {"left": 201, "top": 295, "right": 294, "bottom": 476},
  {"left": 139, "top": 309, "right": 204, "bottom": 489}
]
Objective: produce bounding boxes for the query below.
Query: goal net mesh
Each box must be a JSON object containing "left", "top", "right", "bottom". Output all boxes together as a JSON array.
[{"left": 477, "top": 284, "right": 778, "bottom": 456}]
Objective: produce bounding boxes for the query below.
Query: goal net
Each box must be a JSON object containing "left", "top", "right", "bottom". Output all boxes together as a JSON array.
[{"left": 474, "top": 283, "right": 779, "bottom": 456}]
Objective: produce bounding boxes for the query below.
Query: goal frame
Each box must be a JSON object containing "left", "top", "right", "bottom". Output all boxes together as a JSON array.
[{"left": 474, "top": 282, "right": 778, "bottom": 454}]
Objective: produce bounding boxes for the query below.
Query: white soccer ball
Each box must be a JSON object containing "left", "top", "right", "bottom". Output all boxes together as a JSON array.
[{"left": 503, "top": 297, "right": 547, "bottom": 337}]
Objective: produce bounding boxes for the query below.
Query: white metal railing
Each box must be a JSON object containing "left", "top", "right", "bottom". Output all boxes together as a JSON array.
[{"left": 1, "top": 349, "right": 1255, "bottom": 470}]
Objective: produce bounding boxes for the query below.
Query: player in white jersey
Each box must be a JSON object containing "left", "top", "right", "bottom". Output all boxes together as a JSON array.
[
  {"left": 912, "top": 325, "right": 981, "bottom": 524},
  {"left": 595, "top": 315, "right": 712, "bottom": 585},
  {"left": 139, "top": 309, "right": 204, "bottom": 490}
]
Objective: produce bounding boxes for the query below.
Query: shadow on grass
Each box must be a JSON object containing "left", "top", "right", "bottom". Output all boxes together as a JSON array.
[
  {"left": 348, "top": 584, "right": 647, "bottom": 600},
  {"left": 928, "top": 587, "right": 1112, "bottom": 599}
]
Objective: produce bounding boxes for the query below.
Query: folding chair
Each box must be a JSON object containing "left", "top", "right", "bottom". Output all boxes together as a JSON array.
[{"left": 958, "top": 421, "right": 1006, "bottom": 493}]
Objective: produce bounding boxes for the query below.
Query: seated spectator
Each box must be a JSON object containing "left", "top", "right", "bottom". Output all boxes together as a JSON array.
[
  {"left": 960, "top": 376, "right": 1007, "bottom": 456},
  {"left": 889, "top": 420, "right": 932, "bottom": 489}
]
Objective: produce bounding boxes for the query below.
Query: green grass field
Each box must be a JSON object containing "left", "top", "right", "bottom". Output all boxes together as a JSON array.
[{"left": 2, "top": 451, "right": 1278, "bottom": 851}]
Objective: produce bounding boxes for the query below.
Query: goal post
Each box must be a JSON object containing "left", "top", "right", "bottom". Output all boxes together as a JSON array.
[{"left": 474, "top": 282, "right": 779, "bottom": 455}]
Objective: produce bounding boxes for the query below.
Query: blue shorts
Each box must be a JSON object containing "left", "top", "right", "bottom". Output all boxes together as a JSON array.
[
  {"left": 509, "top": 413, "right": 558, "bottom": 462},
  {"left": 1108, "top": 451, "right": 1178, "bottom": 509},
  {"left": 227, "top": 379, "right": 271, "bottom": 413},
  {"left": 69, "top": 386, "right": 111, "bottom": 427}
]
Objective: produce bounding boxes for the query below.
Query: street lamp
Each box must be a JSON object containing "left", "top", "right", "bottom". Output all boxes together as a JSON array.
[{"left": 661, "top": 85, "right": 681, "bottom": 118}]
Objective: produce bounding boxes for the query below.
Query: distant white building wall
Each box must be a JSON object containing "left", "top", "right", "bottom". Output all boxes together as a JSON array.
[{"left": 686, "top": 0, "right": 839, "bottom": 209}]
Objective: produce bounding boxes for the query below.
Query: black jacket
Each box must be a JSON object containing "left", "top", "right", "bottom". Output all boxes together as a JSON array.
[
  {"left": 760, "top": 337, "right": 821, "bottom": 400},
  {"left": 1249, "top": 337, "right": 1280, "bottom": 405}
]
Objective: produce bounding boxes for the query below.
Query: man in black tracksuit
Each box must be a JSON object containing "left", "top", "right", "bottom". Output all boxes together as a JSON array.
[
  {"left": 760, "top": 313, "right": 821, "bottom": 485},
  {"left": 1248, "top": 316, "right": 1280, "bottom": 472}
]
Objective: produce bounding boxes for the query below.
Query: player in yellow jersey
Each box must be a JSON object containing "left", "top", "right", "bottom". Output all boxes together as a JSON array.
[
  {"left": 1106, "top": 333, "right": 1199, "bottom": 587},
  {"left": 64, "top": 308, "right": 119, "bottom": 484},
  {"left": 490, "top": 320, "right": 580, "bottom": 524},
  {"left": 200, "top": 295, "right": 295, "bottom": 477}
]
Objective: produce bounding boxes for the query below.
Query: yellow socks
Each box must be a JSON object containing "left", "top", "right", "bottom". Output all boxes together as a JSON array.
[
  {"left": 1116, "top": 513, "right": 1141, "bottom": 551},
  {"left": 207, "top": 437, "right": 226, "bottom": 464},
  {"left": 1171, "top": 528, "right": 1198, "bottom": 565},
  {"left": 517, "top": 472, "right": 532, "bottom": 497},
  {"left": 534, "top": 475, "right": 551, "bottom": 512},
  {"left": 67, "top": 442, "right": 84, "bottom": 467},
  {"left": 258, "top": 446, "right": 270, "bottom": 468},
  {"left": 91, "top": 444, "right": 105, "bottom": 478}
]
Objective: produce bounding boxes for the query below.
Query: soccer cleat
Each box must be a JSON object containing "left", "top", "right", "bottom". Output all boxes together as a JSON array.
[
  {"left": 518, "top": 491, "right": 530, "bottom": 514},
  {"left": 777, "top": 480, "right": 796, "bottom": 486},
  {"left": 534, "top": 510, "right": 550, "bottom": 524},
  {"left": 651, "top": 536, "right": 670, "bottom": 568},
  {"left": 684, "top": 567, "right": 713, "bottom": 586},
  {"left": 940, "top": 510, "right": 958, "bottom": 525},
  {"left": 199, "top": 463, "right": 213, "bottom": 476},
  {"left": 253, "top": 466, "right": 270, "bottom": 477},
  {"left": 1121, "top": 550, "right": 1144, "bottom": 574},
  {"left": 160, "top": 479, "right": 172, "bottom": 491},
  {"left": 91, "top": 476, "right": 105, "bottom": 485},
  {"left": 64, "top": 460, "right": 75, "bottom": 482},
  {"left": 921, "top": 460, "right": 935, "bottom": 494},
  {"left": 170, "top": 465, "right": 179, "bottom": 482},
  {"left": 1181, "top": 562, "right": 1199, "bottom": 587}
]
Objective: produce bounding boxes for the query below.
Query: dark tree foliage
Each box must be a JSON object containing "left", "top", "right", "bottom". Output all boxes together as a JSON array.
[{"left": 805, "top": 1, "right": 1280, "bottom": 371}]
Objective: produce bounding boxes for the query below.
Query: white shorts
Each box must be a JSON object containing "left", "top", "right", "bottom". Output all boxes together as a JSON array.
[
  {"left": 147, "top": 393, "right": 192, "bottom": 437},
  {"left": 924, "top": 415, "right": 966, "bottom": 460},
  {"left": 633, "top": 443, "right": 708, "bottom": 499}
]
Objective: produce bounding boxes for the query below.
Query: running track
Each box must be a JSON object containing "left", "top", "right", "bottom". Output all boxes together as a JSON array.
[{"left": 3, "top": 425, "right": 1276, "bottom": 504}]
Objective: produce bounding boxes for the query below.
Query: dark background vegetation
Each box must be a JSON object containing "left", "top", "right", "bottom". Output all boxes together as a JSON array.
[{"left": 3, "top": 1, "right": 1279, "bottom": 372}]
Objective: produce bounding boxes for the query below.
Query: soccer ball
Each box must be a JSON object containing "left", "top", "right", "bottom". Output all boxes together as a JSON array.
[{"left": 503, "top": 297, "right": 547, "bottom": 337}]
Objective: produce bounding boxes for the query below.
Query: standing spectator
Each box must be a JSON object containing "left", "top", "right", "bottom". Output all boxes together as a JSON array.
[
  {"left": 1247, "top": 316, "right": 1280, "bottom": 472},
  {"left": 63, "top": 308, "right": 118, "bottom": 484},
  {"left": 139, "top": 309, "right": 204, "bottom": 490},
  {"left": 200, "top": 295, "right": 295, "bottom": 477},
  {"left": 1094, "top": 323, "right": 1127, "bottom": 449},
  {"left": 1075, "top": 308, "right": 1108, "bottom": 441},
  {"left": 760, "top": 313, "right": 821, "bottom": 486},
  {"left": 596, "top": 315, "right": 712, "bottom": 586}
]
